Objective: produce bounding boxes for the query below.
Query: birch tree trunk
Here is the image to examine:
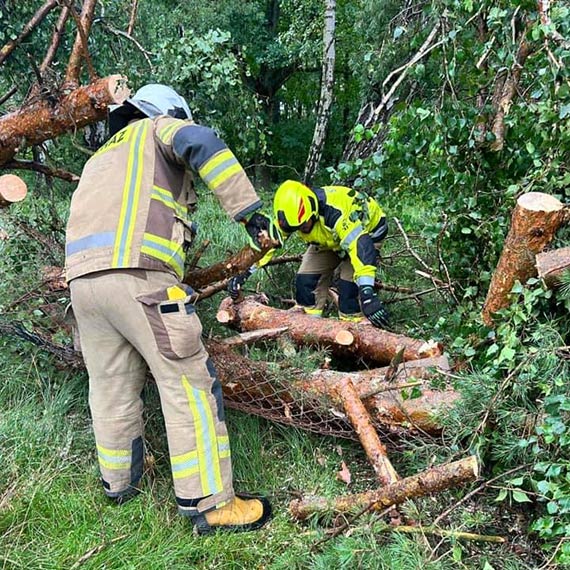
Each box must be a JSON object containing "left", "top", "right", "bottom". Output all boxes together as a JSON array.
[{"left": 304, "top": 0, "right": 336, "bottom": 183}]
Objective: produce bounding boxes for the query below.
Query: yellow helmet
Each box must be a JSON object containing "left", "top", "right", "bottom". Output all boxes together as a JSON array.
[{"left": 273, "top": 180, "right": 317, "bottom": 233}]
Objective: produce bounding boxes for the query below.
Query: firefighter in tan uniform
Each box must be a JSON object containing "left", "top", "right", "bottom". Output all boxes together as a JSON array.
[
  {"left": 65, "top": 84, "right": 273, "bottom": 534},
  {"left": 229, "top": 180, "right": 390, "bottom": 328}
]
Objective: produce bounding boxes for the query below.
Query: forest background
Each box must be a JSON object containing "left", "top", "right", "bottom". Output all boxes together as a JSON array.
[{"left": 1, "top": 0, "right": 570, "bottom": 568}]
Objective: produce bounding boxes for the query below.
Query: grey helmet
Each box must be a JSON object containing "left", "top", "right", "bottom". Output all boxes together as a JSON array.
[{"left": 109, "top": 83, "right": 192, "bottom": 136}]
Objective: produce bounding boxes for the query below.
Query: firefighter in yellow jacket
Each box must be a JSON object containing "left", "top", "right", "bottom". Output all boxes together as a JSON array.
[
  {"left": 228, "top": 180, "right": 390, "bottom": 328},
  {"left": 65, "top": 84, "right": 273, "bottom": 534}
]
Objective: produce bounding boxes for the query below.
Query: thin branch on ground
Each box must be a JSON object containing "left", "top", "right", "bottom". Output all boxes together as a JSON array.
[
  {"left": 0, "top": 85, "right": 18, "bottom": 107},
  {"left": 4, "top": 159, "right": 80, "bottom": 183}
]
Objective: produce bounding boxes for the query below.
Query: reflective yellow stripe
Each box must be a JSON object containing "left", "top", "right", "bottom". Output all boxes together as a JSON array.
[
  {"left": 141, "top": 232, "right": 184, "bottom": 276},
  {"left": 98, "top": 458, "right": 130, "bottom": 470},
  {"left": 158, "top": 120, "right": 184, "bottom": 144},
  {"left": 181, "top": 376, "right": 223, "bottom": 496},
  {"left": 112, "top": 121, "right": 148, "bottom": 267},
  {"left": 198, "top": 149, "right": 234, "bottom": 179},
  {"left": 208, "top": 163, "right": 242, "bottom": 190},
  {"left": 173, "top": 465, "right": 200, "bottom": 479},
  {"left": 151, "top": 185, "right": 187, "bottom": 217},
  {"left": 171, "top": 450, "right": 198, "bottom": 464},
  {"left": 123, "top": 120, "right": 149, "bottom": 262},
  {"left": 97, "top": 445, "right": 130, "bottom": 457}
]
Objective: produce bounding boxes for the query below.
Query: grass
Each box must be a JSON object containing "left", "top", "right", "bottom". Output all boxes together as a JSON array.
[{"left": 0, "top": 184, "right": 539, "bottom": 570}]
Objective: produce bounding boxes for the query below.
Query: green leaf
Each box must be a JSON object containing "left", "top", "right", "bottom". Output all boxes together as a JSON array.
[
  {"left": 512, "top": 490, "right": 532, "bottom": 503},
  {"left": 495, "top": 488, "right": 508, "bottom": 502},
  {"left": 483, "top": 562, "right": 496, "bottom": 570},
  {"left": 560, "top": 104, "right": 570, "bottom": 119}
]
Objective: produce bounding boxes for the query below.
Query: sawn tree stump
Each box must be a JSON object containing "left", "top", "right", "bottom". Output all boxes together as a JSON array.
[{"left": 482, "top": 192, "right": 564, "bottom": 326}]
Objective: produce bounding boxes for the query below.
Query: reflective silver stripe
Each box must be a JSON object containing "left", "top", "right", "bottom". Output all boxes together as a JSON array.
[
  {"left": 98, "top": 451, "right": 131, "bottom": 464},
  {"left": 341, "top": 225, "right": 363, "bottom": 248},
  {"left": 172, "top": 458, "right": 199, "bottom": 473},
  {"left": 66, "top": 232, "right": 116, "bottom": 256},
  {"left": 356, "top": 276, "right": 375, "bottom": 287},
  {"left": 200, "top": 156, "right": 239, "bottom": 186}
]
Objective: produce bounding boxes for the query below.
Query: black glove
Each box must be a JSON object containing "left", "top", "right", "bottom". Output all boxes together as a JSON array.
[
  {"left": 359, "top": 285, "right": 390, "bottom": 328},
  {"left": 228, "top": 271, "right": 252, "bottom": 300},
  {"left": 243, "top": 212, "right": 280, "bottom": 251}
]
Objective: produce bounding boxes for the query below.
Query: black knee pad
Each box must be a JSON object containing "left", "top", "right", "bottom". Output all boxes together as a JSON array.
[
  {"left": 338, "top": 279, "right": 360, "bottom": 315},
  {"left": 295, "top": 273, "right": 321, "bottom": 307}
]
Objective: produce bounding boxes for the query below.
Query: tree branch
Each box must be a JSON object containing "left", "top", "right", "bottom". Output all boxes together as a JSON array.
[
  {"left": 4, "top": 159, "right": 80, "bottom": 183},
  {"left": 64, "top": 0, "right": 98, "bottom": 86}
]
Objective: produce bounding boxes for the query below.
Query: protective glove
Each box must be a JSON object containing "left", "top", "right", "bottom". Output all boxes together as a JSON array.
[
  {"left": 358, "top": 285, "right": 390, "bottom": 328},
  {"left": 243, "top": 212, "right": 281, "bottom": 251},
  {"left": 227, "top": 270, "right": 252, "bottom": 300}
]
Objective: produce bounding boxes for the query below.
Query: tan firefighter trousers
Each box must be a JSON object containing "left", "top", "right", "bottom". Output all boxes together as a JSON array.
[{"left": 69, "top": 269, "right": 234, "bottom": 515}]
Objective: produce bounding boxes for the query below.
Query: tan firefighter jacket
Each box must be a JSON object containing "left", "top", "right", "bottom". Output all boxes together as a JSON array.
[{"left": 66, "top": 116, "right": 261, "bottom": 282}]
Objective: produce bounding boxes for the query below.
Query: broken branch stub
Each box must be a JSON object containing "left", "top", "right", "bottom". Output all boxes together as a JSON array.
[
  {"left": 289, "top": 456, "right": 479, "bottom": 520},
  {"left": 482, "top": 192, "right": 564, "bottom": 326}
]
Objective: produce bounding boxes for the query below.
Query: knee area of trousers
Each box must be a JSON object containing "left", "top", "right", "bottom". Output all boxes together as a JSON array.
[
  {"left": 295, "top": 273, "right": 321, "bottom": 307},
  {"left": 338, "top": 279, "right": 360, "bottom": 315}
]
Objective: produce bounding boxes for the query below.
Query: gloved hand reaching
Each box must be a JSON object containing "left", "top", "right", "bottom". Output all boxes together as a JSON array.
[
  {"left": 243, "top": 212, "right": 281, "bottom": 251},
  {"left": 227, "top": 268, "right": 255, "bottom": 300},
  {"left": 358, "top": 285, "right": 390, "bottom": 328}
]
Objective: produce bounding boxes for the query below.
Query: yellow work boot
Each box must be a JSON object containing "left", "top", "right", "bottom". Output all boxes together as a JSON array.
[{"left": 191, "top": 493, "right": 272, "bottom": 535}]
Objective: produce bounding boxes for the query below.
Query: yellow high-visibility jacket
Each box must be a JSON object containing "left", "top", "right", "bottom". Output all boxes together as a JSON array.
[
  {"left": 66, "top": 116, "right": 261, "bottom": 282},
  {"left": 261, "top": 185, "right": 386, "bottom": 285}
]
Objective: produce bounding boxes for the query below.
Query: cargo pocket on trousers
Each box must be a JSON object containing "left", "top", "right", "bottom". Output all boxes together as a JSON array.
[{"left": 136, "top": 288, "right": 203, "bottom": 360}]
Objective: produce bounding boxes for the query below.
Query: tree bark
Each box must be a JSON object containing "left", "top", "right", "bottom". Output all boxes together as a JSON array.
[
  {"left": 334, "top": 376, "right": 400, "bottom": 486},
  {"left": 64, "top": 0, "right": 99, "bottom": 86},
  {"left": 0, "top": 76, "right": 130, "bottom": 167},
  {"left": 183, "top": 238, "right": 278, "bottom": 290},
  {"left": 304, "top": 355, "right": 451, "bottom": 399},
  {"left": 482, "top": 192, "right": 564, "bottom": 326},
  {"left": 0, "top": 174, "right": 27, "bottom": 208},
  {"left": 304, "top": 0, "right": 336, "bottom": 183},
  {"left": 217, "top": 296, "right": 443, "bottom": 366},
  {"left": 536, "top": 247, "right": 570, "bottom": 288},
  {"left": 289, "top": 456, "right": 479, "bottom": 520}
]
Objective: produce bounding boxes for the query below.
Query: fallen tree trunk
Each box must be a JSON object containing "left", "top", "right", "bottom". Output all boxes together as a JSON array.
[
  {"left": 305, "top": 355, "right": 450, "bottom": 400},
  {"left": 482, "top": 192, "right": 565, "bottom": 326},
  {"left": 0, "top": 321, "right": 456, "bottom": 436},
  {"left": 217, "top": 297, "right": 443, "bottom": 366},
  {"left": 289, "top": 456, "right": 479, "bottom": 520},
  {"left": 0, "top": 174, "right": 27, "bottom": 208},
  {"left": 536, "top": 247, "right": 570, "bottom": 288},
  {"left": 334, "top": 377, "right": 399, "bottom": 486},
  {"left": 0, "top": 75, "right": 130, "bottom": 166}
]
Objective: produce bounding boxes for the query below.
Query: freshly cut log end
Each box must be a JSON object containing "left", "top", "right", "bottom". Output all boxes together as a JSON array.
[
  {"left": 107, "top": 75, "right": 131, "bottom": 104},
  {"left": 335, "top": 330, "right": 354, "bottom": 346},
  {"left": 517, "top": 192, "right": 563, "bottom": 213},
  {"left": 216, "top": 309, "right": 233, "bottom": 324},
  {"left": 0, "top": 174, "right": 27, "bottom": 208}
]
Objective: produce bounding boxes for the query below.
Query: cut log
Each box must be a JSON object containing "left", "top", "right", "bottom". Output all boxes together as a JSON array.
[
  {"left": 183, "top": 237, "right": 279, "bottom": 290},
  {"left": 0, "top": 321, "right": 457, "bottom": 436},
  {"left": 217, "top": 296, "right": 443, "bottom": 366},
  {"left": 305, "top": 356, "right": 451, "bottom": 400},
  {"left": 334, "top": 377, "right": 399, "bottom": 486},
  {"left": 536, "top": 247, "right": 570, "bottom": 288},
  {"left": 289, "top": 456, "right": 479, "bottom": 520},
  {"left": 0, "top": 174, "right": 27, "bottom": 208},
  {"left": 206, "top": 340, "right": 456, "bottom": 435},
  {"left": 0, "top": 76, "right": 130, "bottom": 167},
  {"left": 482, "top": 192, "right": 564, "bottom": 326}
]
